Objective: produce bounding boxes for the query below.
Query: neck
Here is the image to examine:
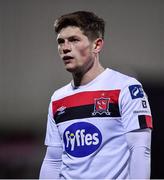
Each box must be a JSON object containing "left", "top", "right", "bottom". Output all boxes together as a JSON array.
[{"left": 72, "top": 56, "right": 105, "bottom": 87}]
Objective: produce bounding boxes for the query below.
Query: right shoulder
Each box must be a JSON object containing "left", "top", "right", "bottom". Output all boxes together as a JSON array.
[{"left": 51, "top": 83, "right": 72, "bottom": 101}]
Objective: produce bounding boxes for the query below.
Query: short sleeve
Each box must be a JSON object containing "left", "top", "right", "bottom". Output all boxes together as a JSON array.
[
  {"left": 44, "top": 101, "right": 62, "bottom": 146},
  {"left": 119, "top": 79, "right": 153, "bottom": 133}
]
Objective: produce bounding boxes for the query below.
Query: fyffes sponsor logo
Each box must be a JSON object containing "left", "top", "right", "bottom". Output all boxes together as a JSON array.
[{"left": 63, "top": 122, "right": 102, "bottom": 157}]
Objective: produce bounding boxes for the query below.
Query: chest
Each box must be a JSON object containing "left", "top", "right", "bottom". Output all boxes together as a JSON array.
[{"left": 53, "top": 90, "right": 121, "bottom": 125}]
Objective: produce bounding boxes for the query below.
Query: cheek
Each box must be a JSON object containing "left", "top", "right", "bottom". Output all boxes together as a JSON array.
[
  {"left": 74, "top": 44, "right": 91, "bottom": 57},
  {"left": 58, "top": 47, "right": 62, "bottom": 54}
]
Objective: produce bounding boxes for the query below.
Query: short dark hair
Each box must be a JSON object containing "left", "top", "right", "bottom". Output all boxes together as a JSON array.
[{"left": 54, "top": 11, "right": 105, "bottom": 40}]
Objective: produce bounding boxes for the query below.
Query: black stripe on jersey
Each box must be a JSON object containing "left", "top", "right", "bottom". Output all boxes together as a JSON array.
[
  {"left": 138, "top": 115, "right": 152, "bottom": 129},
  {"left": 139, "top": 115, "right": 147, "bottom": 128},
  {"left": 54, "top": 103, "right": 120, "bottom": 124}
]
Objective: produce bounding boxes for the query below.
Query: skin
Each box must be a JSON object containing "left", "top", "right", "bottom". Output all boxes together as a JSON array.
[{"left": 56, "top": 26, "right": 105, "bottom": 87}]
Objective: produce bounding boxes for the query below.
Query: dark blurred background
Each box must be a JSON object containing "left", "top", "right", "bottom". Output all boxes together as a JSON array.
[{"left": 0, "top": 0, "right": 164, "bottom": 178}]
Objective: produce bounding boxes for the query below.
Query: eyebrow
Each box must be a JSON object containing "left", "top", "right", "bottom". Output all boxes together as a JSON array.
[{"left": 56, "top": 35, "right": 81, "bottom": 42}]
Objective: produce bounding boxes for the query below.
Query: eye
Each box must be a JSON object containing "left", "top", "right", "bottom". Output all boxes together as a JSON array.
[
  {"left": 57, "top": 38, "right": 64, "bottom": 45},
  {"left": 69, "top": 37, "right": 80, "bottom": 42}
]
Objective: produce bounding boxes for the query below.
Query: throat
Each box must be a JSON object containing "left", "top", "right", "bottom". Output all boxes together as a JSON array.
[{"left": 72, "top": 66, "right": 105, "bottom": 88}]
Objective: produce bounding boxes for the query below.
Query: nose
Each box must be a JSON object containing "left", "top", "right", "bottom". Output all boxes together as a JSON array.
[
  {"left": 63, "top": 48, "right": 71, "bottom": 54},
  {"left": 62, "top": 41, "right": 71, "bottom": 54}
]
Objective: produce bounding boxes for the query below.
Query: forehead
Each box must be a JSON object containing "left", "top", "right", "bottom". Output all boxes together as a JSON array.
[{"left": 57, "top": 26, "right": 86, "bottom": 39}]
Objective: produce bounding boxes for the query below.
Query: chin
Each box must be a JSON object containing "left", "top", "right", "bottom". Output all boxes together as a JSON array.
[
  {"left": 65, "top": 65, "right": 81, "bottom": 73},
  {"left": 65, "top": 65, "right": 77, "bottom": 73}
]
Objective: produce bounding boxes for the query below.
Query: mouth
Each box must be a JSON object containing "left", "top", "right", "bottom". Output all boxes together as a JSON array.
[
  {"left": 62, "top": 56, "right": 74, "bottom": 64},
  {"left": 62, "top": 56, "right": 74, "bottom": 61}
]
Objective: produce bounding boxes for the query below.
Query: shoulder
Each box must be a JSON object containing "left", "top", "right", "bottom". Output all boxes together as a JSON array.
[
  {"left": 106, "top": 68, "right": 142, "bottom": 88},
  {"left": 108, "top": 69, "right": 146, "bottom": 103},
  {"left": 51, "top": 82, "right": 72, "bottom": 101}
]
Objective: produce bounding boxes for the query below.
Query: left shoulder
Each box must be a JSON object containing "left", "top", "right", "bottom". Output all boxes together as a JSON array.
[{"left": 107, "top": 68, "right": 142, "bottom": 88}]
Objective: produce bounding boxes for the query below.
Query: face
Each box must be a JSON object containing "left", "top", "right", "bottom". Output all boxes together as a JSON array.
[{"left": 56, "top": 26, "right": 95, "bottom": 73}]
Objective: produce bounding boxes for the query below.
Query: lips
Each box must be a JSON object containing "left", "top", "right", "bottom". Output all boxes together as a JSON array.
[{"left": 62, "top": 56, "right": 74, "bottom": 60}]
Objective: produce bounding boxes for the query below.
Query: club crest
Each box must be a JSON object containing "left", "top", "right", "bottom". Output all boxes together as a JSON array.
[{"left": 92, "top": 97, "right": 110, "bottom": 115}]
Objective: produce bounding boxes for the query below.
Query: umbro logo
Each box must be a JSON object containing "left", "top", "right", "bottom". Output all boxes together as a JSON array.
[{"left": 57, "top": 106, "right": 66, "bottom": 115}]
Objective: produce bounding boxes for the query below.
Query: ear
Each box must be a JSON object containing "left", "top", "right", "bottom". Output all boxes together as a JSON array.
[{"left": 92, "top": 38, "right": 104, "bottom": 53}]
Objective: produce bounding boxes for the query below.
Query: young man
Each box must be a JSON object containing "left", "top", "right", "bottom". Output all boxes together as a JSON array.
[{"left": 40, "top": 11, "right": 153, "bottom": 179}]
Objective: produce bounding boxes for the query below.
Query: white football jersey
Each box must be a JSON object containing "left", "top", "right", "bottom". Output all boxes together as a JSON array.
[{"left": 45, "top": 68, "right": 152, "bottom": 179}]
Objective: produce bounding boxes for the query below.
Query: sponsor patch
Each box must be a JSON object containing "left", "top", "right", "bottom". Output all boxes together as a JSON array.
[
  {"left": 129, "top": 85, "right": 144, "bottom": 99},
  {"left": 63, "top": 122, "right": 102, "bottom": 157}
]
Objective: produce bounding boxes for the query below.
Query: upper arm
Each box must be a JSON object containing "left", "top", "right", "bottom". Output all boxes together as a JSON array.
[
  {"left": 126, "top": 128, "right": 152, "bottom": 150},
  {"left": 39, "top": 146, "right": 62, "bottom": 179},
  {"left": 44, "top": 100, "right": 62, "bottom": 147},
  {"left": 44, "top": 146, "right": 63, "bottom": 161},
  {"left": 119, "top": 80, "right": 153, "bottom": 133},
  {"left": 125, "top": 128, "right": 152, "bottom": 179}
]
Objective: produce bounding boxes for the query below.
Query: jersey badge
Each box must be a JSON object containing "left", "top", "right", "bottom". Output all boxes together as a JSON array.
[
  {"left": 92, "top": 97, "right": 110, "bottom": 115},
  {"left": 129, "top": 85, "right": 144, "bottom": 99}
]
